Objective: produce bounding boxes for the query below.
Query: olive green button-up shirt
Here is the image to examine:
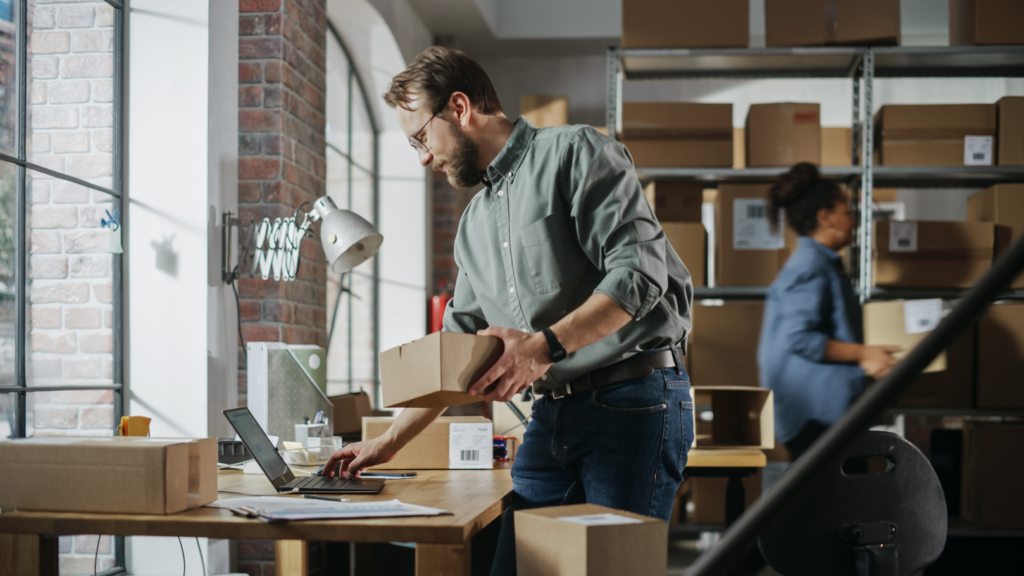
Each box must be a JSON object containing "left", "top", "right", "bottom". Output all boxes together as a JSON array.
[{"left": 442, "top": 118, "right": 693, "bottom": 391}]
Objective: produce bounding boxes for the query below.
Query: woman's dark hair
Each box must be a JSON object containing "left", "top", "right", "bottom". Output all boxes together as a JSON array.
[{"left": 768, "top": 163, "right": 845, "bottom": 236}]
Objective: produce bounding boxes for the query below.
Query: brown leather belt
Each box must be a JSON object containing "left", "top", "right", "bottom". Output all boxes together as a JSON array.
[{"left": 542, "top": 348, "right": 682, "bottom": 400}]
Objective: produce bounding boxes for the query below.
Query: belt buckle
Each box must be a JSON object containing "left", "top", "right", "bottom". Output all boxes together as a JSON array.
[{"left": 551, "top": 382, "right": 572, "bottom": 400}]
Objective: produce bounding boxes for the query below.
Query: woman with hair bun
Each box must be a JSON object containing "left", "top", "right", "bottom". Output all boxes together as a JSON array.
[{"left": 757, "top": 163, "right": 898, "bottom": 460}]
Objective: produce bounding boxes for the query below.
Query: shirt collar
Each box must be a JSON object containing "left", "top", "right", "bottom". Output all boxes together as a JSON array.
[
  {"left": 799, "top": 235, "right": 841, "bottom": 262},
  {"left": 483, "top": 117, "right": 536, "bottom": 186}
]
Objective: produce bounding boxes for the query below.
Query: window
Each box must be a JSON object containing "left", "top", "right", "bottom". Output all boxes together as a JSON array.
[
  {"left": 0, "top": 0, "right": 124, "bottom": 571},
  {"left": 324, "top": 24, "right": 380, "bottom": 402}
]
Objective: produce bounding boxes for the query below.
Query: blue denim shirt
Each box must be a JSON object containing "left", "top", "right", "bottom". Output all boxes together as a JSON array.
[{"left": 757, "top": 236, "right": 865, "bottom": 444}]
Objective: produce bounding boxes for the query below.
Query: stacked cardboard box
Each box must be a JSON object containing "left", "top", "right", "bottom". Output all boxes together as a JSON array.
[
  {"left": 976, "top": 302, "right": 1024, "bottom": 409},
  {"left": 961, "top": 423, "right": 1024, "bottom": 529},
  {"left": 821, "top": 127, "right": 853, "bottom": 167},
  {"left": 521, "top": 95, "right": 568, "bottom": 128},
  {"left": 997, "top": 97, "right": 1024, "bottom": 165},
  {"left": 622, "top": 0, "right": 748, "bottom": 48},
  {"left": 874, "top": 104, "right": 997, "bottom": 166},
  {"left": 621, "top": 103, "right": 733, "bottom": 167},
  {"left": 950, "top": 0, "right": 1024, "bottom": 45},
  {"left": 765, "top": 0, "right": 900, "bottom": 47},
  {"left": 688, "top": 301, "right": 765, "bottom": 388},
  {"left": 645, "top": 180, "right": 707, "bottom": 286},
  {"left": 363, "top": 416, "right": 494, "bottom": 469},
  {"left": 872, "top": 221, "right": 994, "bottom": 288},
  {"left": 715, "top": 184, "right": 798, "bottom": 286},
  {"left": 967, "top": 184, "right": 1024, "bottom": 288},
  {"left": 746, "top": 103, "right": 821, "bottom": 167}
]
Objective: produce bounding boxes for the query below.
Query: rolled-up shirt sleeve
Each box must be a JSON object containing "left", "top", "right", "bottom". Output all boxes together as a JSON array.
[
  {"left": 778, "top": 271, "right": 831, "bottom": 362},
  {"left": 565, "top": 129, "right": 668, "bottom": 320}
]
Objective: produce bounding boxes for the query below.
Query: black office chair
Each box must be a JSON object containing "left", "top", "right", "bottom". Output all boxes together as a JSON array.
[{"left": 758, "top": 431, "right": 947, "bottom": 576}]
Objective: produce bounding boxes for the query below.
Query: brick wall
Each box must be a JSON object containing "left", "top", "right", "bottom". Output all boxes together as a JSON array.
[
  {"left": 431, "top": 171, "right": 476, "bottom": 296},
  {"left": 236, "top": 0, "right": 328, "bottom": 410}
]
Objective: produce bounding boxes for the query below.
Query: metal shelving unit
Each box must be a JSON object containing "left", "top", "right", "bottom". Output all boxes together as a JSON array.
[{"left": 606, "top": 45, "right": 1024, "bottom": 302}]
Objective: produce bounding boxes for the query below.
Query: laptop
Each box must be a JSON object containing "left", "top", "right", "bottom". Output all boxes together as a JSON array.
[{"left": 223, "top": 407, "right": 384, "bottom": 494}]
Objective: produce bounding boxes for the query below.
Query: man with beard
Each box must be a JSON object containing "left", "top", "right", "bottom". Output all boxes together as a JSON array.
[{"left": 325, "top": 46, "right": 694, "bottom": 576}]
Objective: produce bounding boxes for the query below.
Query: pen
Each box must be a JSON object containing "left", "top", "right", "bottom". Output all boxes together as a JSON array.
[{"left": 303, "top": 494, "right": 349, "bottom": 502}]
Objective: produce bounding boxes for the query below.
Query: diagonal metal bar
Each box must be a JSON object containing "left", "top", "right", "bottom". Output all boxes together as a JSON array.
[
  {"left": 684, "top": 230, "right": 1024, "bottom": 576},
  {"left": 0, "top": 152, "right": 121, "bottom": 198}
]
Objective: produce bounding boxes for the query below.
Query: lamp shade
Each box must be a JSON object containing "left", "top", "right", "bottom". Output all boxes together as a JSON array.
[{"left": 312, "top": 196, "right": 383, "bottom": 273}]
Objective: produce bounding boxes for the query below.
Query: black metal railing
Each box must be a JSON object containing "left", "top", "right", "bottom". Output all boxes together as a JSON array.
[{"left": 685, "top": 230, "right": 1024, "bottom": 576}]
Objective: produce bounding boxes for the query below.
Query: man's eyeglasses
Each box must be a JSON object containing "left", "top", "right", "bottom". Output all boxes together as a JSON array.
[{"left": 409, "top": 110, "right": 442, "bottom": 153}]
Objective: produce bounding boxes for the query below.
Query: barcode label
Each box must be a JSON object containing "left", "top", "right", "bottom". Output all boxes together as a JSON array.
[
  {"left": 889, "top": 222, "right": 917, "bottom": 253},
  {"left": 904, "top": 299, "right": 942, "bottom": 335},
  {"left": 733, "top": 198, "right": 784, "bottom": 250},
  {"left": 973, "top": 153, "right": 985, "bottom": 161},
  {"left": 964, "top": 136, "right": 993, "bottom": 166},
  {"left": 460, "top": 450, "right": 480, "bottom": 462},
  {"left": 746, "top": 204, "right": 765, "bottom": 219},
  {"left": 449, "top": 423, "right": 493, "bottom": 469}
]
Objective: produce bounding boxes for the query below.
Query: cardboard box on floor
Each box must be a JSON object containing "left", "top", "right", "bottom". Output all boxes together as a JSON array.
[
  {"left": 690, "top": 471, "right": 763, "bottom": 525},
  {"left": 863, "top": 300, "right": 947, "bottom": 374},
  {"left": 363, "top": 416, "right": 493, "bottom": 469},
  {"left": 895, "top": 322, "right": 975, "bottom": 408},
  {"left": 977, "top": 302, "right": 1024, "bottom": 409},
  {"left": 716, "top": 183, "right": 798, "bottom": 286},
  {"left": 821, "top": 127, "right": 853, "bottom": 166},
  {"left": 961, "top": 422, "right": 1024, "bottom": 529},
  {"left": 874, "top": 104, "right": 998, "bottom": 166},
  {"left": 873, "top": 221, "right": 994, "bottom": 288},
  {"left": 968, "top": 184, "right": 1024, "bottom": 289},
  {"left": 663, "top": 222, "right": 707, "bottom": 287},
  {"left": 688, "top": 301, "right": 765, "bottom": 388},
  {"left": 644, "top": 180, "right": 703, "bottom": 223},
  {"left": 621, "top": 102, "right": 733, "bottom": 167},
  {"left": 622, "top": 0, "right": 748, "bottom": 48},
  {"left": 515, "top": 503, "right": 667, "bottom": 576},
  {"left": 746, "top": 103, "right": 821, "bottom": 167},
  {"left": 521, "top": 95, "right": 568, "bottom": 128},
  {"left": 692, "top": 386, "right": 775, "bottom": 449},
  {"left": 379, "top": 332, "right": 502, "bottom": 408},
  {"left": 766, "top": 0, "right": 900, "bottom": 47},
  {"left": 997, "top": 97, "right": 1024, "bottom": 166},
  {"left": 950, "top": 0, "right": 1024, "bottom": 45},
  {"left": 0, "top": 437, "right": 217, "bottom": 515}
]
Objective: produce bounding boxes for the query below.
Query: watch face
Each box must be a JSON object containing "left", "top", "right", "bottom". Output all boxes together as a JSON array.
[{"left": 550, "top": 348, "right": 567, "bottom": 362}]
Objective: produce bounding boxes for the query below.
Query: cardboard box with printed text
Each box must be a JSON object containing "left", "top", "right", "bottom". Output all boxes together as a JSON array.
[
  {"left": 379, "top": 332, "right": 503, "bottom": 409},
  {"left": 715, "top": 184, "right": 798, "bottom": 286},
  {"left": 746, "top": 103, "right": 821, "bottom": 167},
  {"left": 874, "top": 104, "right": 997, "bottom": 166},
  {"left": 362, "top": 416, "right": 493, "bottom": 470}
]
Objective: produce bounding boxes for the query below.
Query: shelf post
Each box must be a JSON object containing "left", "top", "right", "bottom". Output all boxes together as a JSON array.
[
  {"left": 858, "top": 49, "right": 875, "bottom": 303},
  {"left": 606, "top": 47, "right": 621, "bottom": 139}
]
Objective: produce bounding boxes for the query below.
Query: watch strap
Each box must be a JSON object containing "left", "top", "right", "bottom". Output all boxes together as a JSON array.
[{"left": 542, "top": 328, "right": 567, "bottom": 362}]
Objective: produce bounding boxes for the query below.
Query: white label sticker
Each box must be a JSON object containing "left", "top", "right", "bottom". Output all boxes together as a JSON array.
[
  {"left": 904, "top": 299, "right": 943, "bottom": 335},
  {"left": 889, "top": 222, "right": 918, "bottom": 253},
  {"left": 733, "top": 199, "right": 784, "bottom": 250},
  {"left": 449, "top": 423, "right": 493, "bottom": 469},
  {"left": 964, "top": 136, "right": 993, "bottom": 166},
  {"left": 558, "top": 513, "right": 645, "bottom": 526}
]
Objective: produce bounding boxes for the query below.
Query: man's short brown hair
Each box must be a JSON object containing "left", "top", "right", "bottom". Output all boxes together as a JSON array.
[{"left": 383, "top": 46, "right": 502, "bottom": 116}]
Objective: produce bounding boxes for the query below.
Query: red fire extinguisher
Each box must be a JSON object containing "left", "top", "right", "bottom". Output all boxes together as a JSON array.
[{"left": 429, "top": 280, "right": 452, "bottom": 333}]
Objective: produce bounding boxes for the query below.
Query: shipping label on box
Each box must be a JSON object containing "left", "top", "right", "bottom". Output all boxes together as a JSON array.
[
  {"left": 363, "top": 417, "right": 494, "bottom": 469},
  {"left": 449, "top": 422, "right": 494, "bottom": 469},
  {"left": 964, "top": 136, "right": 994, "bottom": 166},
  {"left": 863, "top": 300, "right": 946, "bottom": 373},
  {"left": 733, "top": 198, "right": 784, "bottom": 250}
]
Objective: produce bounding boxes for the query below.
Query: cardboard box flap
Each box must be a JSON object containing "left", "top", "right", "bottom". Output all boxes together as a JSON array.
[{"left": 691, "top": 386, "right": 774, "bottom": 449}]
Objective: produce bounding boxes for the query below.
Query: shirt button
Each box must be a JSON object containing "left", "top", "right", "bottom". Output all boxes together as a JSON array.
[
  {"left": 503, "top": 241, "right": 509, "bottom": 248},
  {"left": 507, "top": 172, "right": 513, "bottom": 178},
  {"left": 540, "top": 374, "right": 548, "bottom": 381},
  {"left": 497, "top": 190, "right": 504, "bottom": 197},
  {"left": 509, "top": 286, "right": 515, "bottom": 294}
]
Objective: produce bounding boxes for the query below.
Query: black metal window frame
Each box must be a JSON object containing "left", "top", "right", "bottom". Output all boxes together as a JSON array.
[{"left": 324, "top": 20, "right": 381, "bottom": 403}]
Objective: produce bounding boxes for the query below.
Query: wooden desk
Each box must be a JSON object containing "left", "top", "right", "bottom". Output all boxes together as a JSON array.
[{"left": 0, "top": 450, "right": 764, "bottom": 576}]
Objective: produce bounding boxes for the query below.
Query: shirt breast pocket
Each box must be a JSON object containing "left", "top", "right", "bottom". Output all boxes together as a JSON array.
[{"left": 520, "top": 211, "right": 585, "bottom": 295}]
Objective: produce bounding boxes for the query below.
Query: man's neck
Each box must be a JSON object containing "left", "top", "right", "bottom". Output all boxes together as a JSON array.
[{"left": 473, "top": 114, "right": 516, "bottom": 171}]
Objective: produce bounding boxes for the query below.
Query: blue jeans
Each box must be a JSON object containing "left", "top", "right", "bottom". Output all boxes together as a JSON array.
[{"left": 489, "top": 361, "right": 694, "bottom": 576}]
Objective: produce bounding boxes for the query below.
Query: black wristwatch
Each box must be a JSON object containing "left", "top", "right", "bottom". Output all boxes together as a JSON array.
[{"left": 541, "top": 328, "right": 567, "bottom": 362}]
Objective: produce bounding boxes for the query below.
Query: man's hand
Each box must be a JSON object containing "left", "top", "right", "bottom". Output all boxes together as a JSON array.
[
  {"left": 323, "top": 438, "right": 396, "bottom": 479},
  {"left": 468, "top": 327, "right": 553, "bottom": 402},
  {"left": 860, "top": 345, "right": 901, "bottom": 379}
]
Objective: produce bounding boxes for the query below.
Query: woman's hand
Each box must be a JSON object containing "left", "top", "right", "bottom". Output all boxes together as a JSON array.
[{"left": 859, "top": 345, "right": 900, "bottom": 379}]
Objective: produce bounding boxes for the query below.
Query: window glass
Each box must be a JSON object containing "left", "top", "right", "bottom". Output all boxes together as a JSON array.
[
  {"left": 0, "top": 160, "right": 15, "bottom": 390},
  {"left": 351, "top": 93, "right": 373, "bottom": 172},
  {"left": 0, "top": 0, "right": 17, "bottom": 155},
  {"left": 324, "top": 33, "right": 349, "bottom": 156}
]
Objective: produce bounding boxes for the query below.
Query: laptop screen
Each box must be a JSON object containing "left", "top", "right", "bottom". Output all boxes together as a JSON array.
[{"left": 224, "top": 407, "right": 292, "bottom": 487}]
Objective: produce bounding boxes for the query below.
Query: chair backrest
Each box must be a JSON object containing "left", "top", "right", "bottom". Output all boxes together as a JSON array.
[{"left": 758, "top": 431, "right": 947, "bottom": 576}]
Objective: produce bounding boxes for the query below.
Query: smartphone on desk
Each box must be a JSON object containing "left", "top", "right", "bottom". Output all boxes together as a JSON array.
[{"left": 359, "top": 472, "right": 417, "bottom": 479}]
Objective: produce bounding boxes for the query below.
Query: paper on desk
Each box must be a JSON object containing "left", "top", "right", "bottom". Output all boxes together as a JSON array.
[{"left": 207, "top": 497, "right": 451, "bottom": 521}]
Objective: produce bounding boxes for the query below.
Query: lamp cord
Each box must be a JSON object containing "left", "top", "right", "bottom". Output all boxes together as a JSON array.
[
  {"left": 196, "top": 537, "right": 207, "bottom": 576},
  {"left": 231, "top": 278, "right": 247, "bottom": 364},
  {"left": 177, "top": 536, "right": 186, "bottom": 576},
  {"left": 93, "top": 535, "right": 100, "bottom": 575}
]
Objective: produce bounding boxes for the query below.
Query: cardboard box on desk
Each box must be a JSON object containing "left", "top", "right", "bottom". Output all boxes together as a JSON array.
[
  {"left": 0, "top": 437, "right": 217, "bottom": 515},
  {"left": 688, "top": 301, "right": 765, "bottom": 388},
  {"left": 663, "top": 222, "right": 707, "bottom": 287},
  {"left": 950, "top": 0, "right": 1024, "bottom": 46},
  {"left": 863, "top": 300, "right": 947, "bottom": 375},
  {"left": 961, "top": 423, "right": 1024, "bottom": 529},
  {"left": 620, "top": 103, "right": 733, "bottom": 168},
  {"left": 746, "top": 103, "right": 820, "bottom": 167},
  {"left": 873, "top": 221, "right": 994, "bottom": 289},
  {"left": 692, "top": 386, "right": 774, "bottom": 449},
  {"left": 363, "top": 417, "right": 493, "bottom": 470},
  {"left": 515, "top": 503, "right": 667, "bottom": 576},
  {"left": 379, "top": 332, "right": 502, "bottom": 408},
  {"left": 622, "top": 0, "right": 748, "bottom": 48},
  {"left": 715, "top": 183, "right": 798, "bottom": 286},
  {"left": 997, "top": 97, "right": 1024, "bottom": 166},
  {"left": 766, "top": 0, "right": 900, "bottom": 46},
  {"left": 968, "top": 184, "right": 1024, "bottom": 289},
  {"left": 977, "top": 302, "right": 1024, "bottom": 409},
  {"left": 874, "top": 104, "right": 997, "bottom": 166}
]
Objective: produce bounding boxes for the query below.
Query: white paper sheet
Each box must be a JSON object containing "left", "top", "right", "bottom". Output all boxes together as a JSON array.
[
  {"left": 449, "top": 422, "right": 493, "bottom": 469},
  {"left": 733, "top": 198, "right": 784, "bottom": 250},
  {"left": 557, "top": 513, "right": 644, "bottom": 526},
  {"left": 206, "top": 497, "right": 450, "bottom": 521},
  {"left": 904, "top": 299, "right": 943, "bottom": 335}
]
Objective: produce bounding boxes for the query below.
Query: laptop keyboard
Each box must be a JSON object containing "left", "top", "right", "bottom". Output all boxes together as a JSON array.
[{"left": 283, "top": 475, "right": 348, "bottom": 490}]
